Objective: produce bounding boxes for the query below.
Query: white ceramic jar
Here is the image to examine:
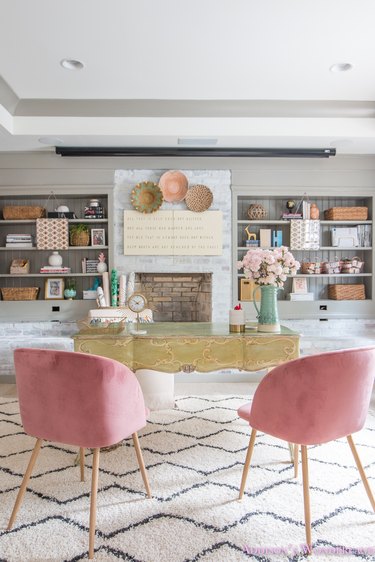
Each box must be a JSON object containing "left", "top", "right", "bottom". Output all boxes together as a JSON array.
[{"left": 48, "top": 251, "right": 63, "bottom": 267}]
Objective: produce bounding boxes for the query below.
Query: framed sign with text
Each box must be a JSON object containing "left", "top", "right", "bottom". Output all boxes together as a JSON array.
[{"left": 123, "top": 210, "right": 223, "bottom": 255}]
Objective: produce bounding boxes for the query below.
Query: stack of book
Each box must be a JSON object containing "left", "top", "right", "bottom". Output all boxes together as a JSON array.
[
  {"left": 288, "top": 292, "right": 314, "bottom": 301},
  {"left": 82, "top": 258, "right": 99, "bottom": 273},
  {"left": 40, "top": 266, "right": 71, "bottom": 274},
  {"left": 281, "top": 212, "right": 302, "bottom": 220},
  {"left": 5, "top": 234, "right": 33, "bottom": 248}
]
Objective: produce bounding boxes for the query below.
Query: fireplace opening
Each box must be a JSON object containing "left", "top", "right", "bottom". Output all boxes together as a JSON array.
[{"left": 136, "top": 273, "right": 212, "bottom": 322}]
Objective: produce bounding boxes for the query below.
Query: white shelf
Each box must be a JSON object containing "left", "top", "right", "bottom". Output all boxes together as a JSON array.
[
  {"left": 0, "top": 218, "right": 108, "bottom": 225},
  {"left": 0, "top": 273, "right": 101, "bottom": 278},
  {"left": 0, "top": 246, "right": 108, "bottom": 251},
  {"left": 233, "top": 190, "right": 374, "bottom": 318},
  {"left": 237, "top": 246, "right": 372, "bottom": 251}
]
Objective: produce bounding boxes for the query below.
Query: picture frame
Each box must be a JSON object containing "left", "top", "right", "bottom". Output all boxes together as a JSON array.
[
  {"left": 45, "top": 278, "right": 65, "bottom": 300},
  {"left": 292, "top": 277, "right": 308, "bottom": 294},
  {"left": 91, "top": 228, "right": 106, "bottom": 247}
]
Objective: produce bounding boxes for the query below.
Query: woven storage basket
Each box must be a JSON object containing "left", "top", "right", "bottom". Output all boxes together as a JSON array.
[
  {"left": 10, "top": 259, "right": 30, "bottom": 275},
  {"left": 69, "top": 230, "right": 90, "bottom": 246},
  {"left": 3, "top": 206, "right": 46, "bottom": 220},
  {"left": 1, "top": 287, "right": 39, "bottom": 301},
  {"left": 328, "top": 284, "right": 365, "bottom": 300},
  {"left": 324, "top": 207, "right": 368, "bottom": 221}
]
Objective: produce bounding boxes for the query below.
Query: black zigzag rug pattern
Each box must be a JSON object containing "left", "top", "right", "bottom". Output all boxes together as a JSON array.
[{"left": 0, "top": 395, "right": 375, "bottom": 562}]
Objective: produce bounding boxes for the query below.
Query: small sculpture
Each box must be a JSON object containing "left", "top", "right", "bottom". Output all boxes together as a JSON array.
[
  {"left": 310, "top": 203, "right": 320, "bottom": 219},
  {"left": 96, "top": 252, "right": 108, "bottom": 273}
]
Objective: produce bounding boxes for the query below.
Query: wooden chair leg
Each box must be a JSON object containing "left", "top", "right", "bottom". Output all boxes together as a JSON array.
[
  {"left": 89, "top": 448, "right": 100, "bottom": 560},
  {"left": 294, "top": 444, "right": 299, "bottom": 478},
  {"left": 132, "top": 433, "right": 151, "bottom": 498},
  {"left": 239, "top": 428, "right": 257, "bottom": 500},
  {"left": 301, "top": 445, "right": 312, "bottom": 552},
  {"left": 347, "top": 434, "right": 375, "bottom": 511},
  {"left": 80, "top": 447, "right": 85, "bottom": 482},
  {"left": 7, "top": 438, "right": 43, "bottom": 530}
]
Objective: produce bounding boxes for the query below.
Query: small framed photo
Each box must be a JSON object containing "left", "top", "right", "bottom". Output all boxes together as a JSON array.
[
  {"left": 45, "top": 278, "right": 65, "bottom": 300},
  {"left": 292, "top": 277, "right": 308, "bottom": 294},
  {"left": 91, "top": 228, "right": 106, "bottom": 247}
]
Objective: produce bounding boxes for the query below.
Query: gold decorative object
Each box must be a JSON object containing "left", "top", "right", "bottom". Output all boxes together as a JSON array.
[
  {"left": 247, "top": 203, "right": 267, "bottom": 220},
  {"left": 131, "top": 181, "right": 163, "bottom": 213},
  {"left": 185, "top": 184, "right": 213, "bottom": 212}
]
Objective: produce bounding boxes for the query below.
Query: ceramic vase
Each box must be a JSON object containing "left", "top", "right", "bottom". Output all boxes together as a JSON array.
[
  {"left": 64, "top": 288, "right": 76, "bottom": 300},
  {"left": 48, "top": 251, "right": 63, "bottom": 267},
  {"left": 97, "top": 261, "right": 108, "bottom": 273},
  {"left": 253, "top": 285, "right": 281, "bottom": 332}
]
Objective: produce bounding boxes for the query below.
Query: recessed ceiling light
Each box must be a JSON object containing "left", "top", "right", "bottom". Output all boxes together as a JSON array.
[
  {"left": 60, "top": 58, "right": 84, "bottom": 71},
  {"left": 178, "top": 137, "right": 218, "bottom": 146},
  {"left": 330, "top": 63, "right": 353, "bottom": 73},
  {"left": 38, "top": 136, "right": 64, "bottom": 146}
]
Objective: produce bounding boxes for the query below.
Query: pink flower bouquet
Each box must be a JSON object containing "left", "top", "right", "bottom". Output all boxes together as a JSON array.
[{"left": 237, "top": 246, "right": 300, "bottom": 287}]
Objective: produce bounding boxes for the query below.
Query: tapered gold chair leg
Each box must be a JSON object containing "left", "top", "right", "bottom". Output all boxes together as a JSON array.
[
  {"left": 347, "top": 434, "right": 375, "bottom": 511},
  {"left": 89, "top": 448, "right": 100, "bottom": 560},
  {"left": 294, "top": 444, "right": 299, "bottom": 478},
  {"left": 301, "top": 445, "right": 312, "bottom": 552},
  {"left": 79, "top": 447, "right": 85, "bottom": 482},
  {"left": 132, "top": 433, "right": 151, "bottom": 498},
  {"left": 239, "top": 428, "right": 257, "bottom": 500},
  {"left": 7, "top": 438, "right": 43, "bottom": 530}
]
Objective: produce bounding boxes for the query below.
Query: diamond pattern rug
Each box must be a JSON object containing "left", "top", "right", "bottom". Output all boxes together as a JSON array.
[{"left": 0, "top": 395, "right": 375, "bottom": 561}]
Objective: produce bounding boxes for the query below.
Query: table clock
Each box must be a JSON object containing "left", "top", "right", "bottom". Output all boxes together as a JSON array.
[{"left": 127, "top": 292, "right": 148, "bottom": 335}]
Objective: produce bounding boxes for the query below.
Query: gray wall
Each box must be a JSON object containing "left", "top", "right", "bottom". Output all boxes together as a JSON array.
[{"left": 0, "top": 151, "right": 375, "bottom": 190}]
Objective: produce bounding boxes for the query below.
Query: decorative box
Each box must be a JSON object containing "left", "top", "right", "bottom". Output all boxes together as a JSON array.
[{"left": 36, "top": 218, "right": 69, "bottom": 250}]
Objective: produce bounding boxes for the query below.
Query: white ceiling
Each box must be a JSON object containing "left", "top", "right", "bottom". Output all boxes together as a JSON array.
[{"left": 1, "top": 0, "right": 375, "bottom": 154}]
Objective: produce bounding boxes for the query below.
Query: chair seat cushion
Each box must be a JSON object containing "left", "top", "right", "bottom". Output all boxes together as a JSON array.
[{"left": 238, "top": 401, "right": 252, "bottom": 421}]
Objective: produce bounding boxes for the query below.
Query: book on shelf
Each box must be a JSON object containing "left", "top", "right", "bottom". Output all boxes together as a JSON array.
[
  {"left": 281, "top": 213, "right": 302, "bottom": 220},
  {"left": 40, "top": 266, "right": 71, "bottom": 274},
  {"left": 288, "top": 292, "right": 314, "bottom": 301},
  {"left": 5, "top": 242, "right": 34, "bottom": 248}
]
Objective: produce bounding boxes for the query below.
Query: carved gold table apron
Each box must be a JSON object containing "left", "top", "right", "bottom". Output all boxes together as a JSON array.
[{"left": 73, "top": 322, "right": 300, "bottom": 374}]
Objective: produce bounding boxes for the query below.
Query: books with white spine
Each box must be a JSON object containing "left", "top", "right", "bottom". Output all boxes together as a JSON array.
[{"left": 288, "top": 292, "right": 314, "bottom": 301}]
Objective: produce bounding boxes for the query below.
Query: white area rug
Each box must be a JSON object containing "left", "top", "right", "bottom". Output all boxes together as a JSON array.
[{"left": 0, "top": 395, "right": 375, "bottom": 562}]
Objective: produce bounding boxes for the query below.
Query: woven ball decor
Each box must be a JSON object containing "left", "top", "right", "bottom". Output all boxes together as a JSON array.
[
  {"left": 247, "top": 203, "right": 267, "bottom": 220},
  {"left": 185, "top": 184, "right": 213, "bottom": 212}
]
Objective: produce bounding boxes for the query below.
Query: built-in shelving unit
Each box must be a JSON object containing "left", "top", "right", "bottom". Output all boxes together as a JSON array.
[
  {"left": 232, "top": 186, "right": 374, "bottom": 319},
  {"left": 0, "top": 186, "right": 113, "bottom": 321}
]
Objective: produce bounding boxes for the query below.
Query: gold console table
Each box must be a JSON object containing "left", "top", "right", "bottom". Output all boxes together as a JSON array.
[{"left": 73, "top": 322, "right": 299, "bottom": 373}]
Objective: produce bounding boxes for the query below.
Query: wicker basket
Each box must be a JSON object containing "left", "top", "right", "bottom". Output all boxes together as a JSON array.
[
  {"left": 328, "top": 284, "right": 365, "bottom": 300},
  {"left": 324, "top": 207, "right": 368, "bottom": 221},
  {"left": 10, "top": 259, "right": 30, "bottom": 275},
  {"left": 3, "top": 206, "right": 46, "bottom": 220},
  {"left": 1, "top": 287, "right": 39, "bottom": 301},
  {"left": 70, "top": 230, "right": 90, "bottom": 246}
]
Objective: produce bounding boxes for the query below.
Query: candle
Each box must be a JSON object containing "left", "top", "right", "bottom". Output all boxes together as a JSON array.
[
  {"left": 119, "top": 274, "right": 127, "bottom": 306},
  {"left": 102, "top": 272, "right": 110, "bottom": 307}
]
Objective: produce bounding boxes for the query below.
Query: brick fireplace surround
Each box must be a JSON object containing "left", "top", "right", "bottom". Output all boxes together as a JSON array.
[{"left": 136, "top": 273, "right": 212, "bottom": 322}]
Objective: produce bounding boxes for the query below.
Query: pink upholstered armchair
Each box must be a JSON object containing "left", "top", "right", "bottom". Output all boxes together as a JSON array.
[
  {"left": 7, "top": 348, "right": 151, "bottom": 559},
  {"left": 237, "top": 346, "right": 375, "bottom": 551}
]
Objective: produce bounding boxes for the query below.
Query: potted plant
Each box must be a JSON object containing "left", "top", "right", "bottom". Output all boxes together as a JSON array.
[{"left": 69, "top": 223, "right": 89, "bottom": 246}]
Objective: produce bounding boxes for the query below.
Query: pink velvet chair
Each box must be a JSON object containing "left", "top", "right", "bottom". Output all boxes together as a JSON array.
[
  {"left": 7, "top": 348, "right": 151, "bottom": 560},
  {"left": 238, "top": 346, "right": 375, "bottom": 550}
]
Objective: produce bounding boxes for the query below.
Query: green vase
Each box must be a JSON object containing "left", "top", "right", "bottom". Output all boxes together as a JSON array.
[{"left": 253, "top": 285, "right": 281, "bottom": 332}]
